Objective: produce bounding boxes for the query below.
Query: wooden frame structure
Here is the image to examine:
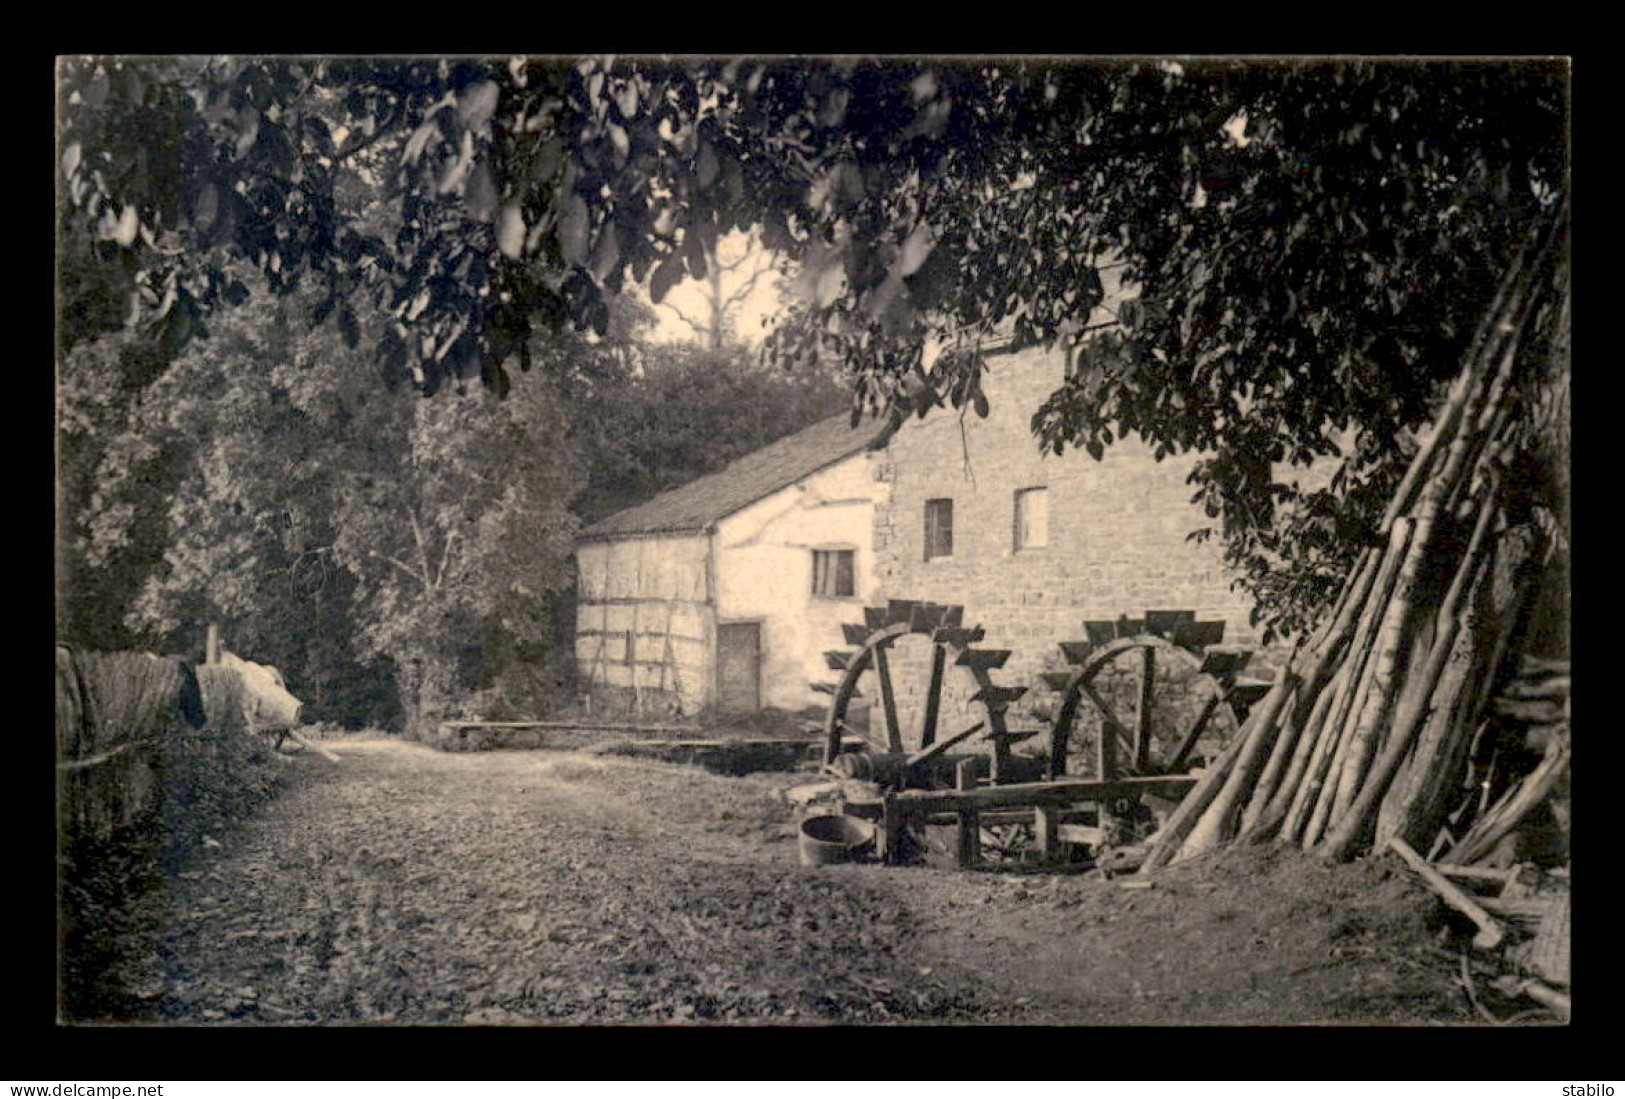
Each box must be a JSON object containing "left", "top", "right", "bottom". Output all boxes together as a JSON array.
[{"left": 812, "top": 602, "right": 1276, "bottom": 870}]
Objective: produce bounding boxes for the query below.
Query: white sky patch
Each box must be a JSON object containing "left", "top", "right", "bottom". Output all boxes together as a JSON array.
[
  {"left": 1223, "top": 109, "right": 1252, "bottom": 147},
  {"left": 646, "top": 228, "right": 785, "bottom": 346}
]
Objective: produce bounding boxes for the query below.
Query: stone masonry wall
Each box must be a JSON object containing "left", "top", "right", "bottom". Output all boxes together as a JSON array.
[{"left": 867, "top": 345, "right": 1261, "bottom": 747}]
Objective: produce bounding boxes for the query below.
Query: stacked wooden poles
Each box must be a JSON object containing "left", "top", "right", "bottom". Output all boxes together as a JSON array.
[{"left": 1141, "top": 206, "right": 1567, "bottom": 872}]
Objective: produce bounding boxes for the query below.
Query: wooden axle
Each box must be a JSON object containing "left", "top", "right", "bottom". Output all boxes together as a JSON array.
[
  {"left": 828, "top": 749, "right": 985, "bottom": 787},
  {"left": 922, "top": 807, "right": 1098, "bottom": 828},
  {"left": 891, "top": 774, "right": 1200, "bottom": 817}
]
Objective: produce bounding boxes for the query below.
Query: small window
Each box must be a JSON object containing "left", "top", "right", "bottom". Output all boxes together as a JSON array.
[
  {"left": 924, "top": 498, "right": 954, "bottom": 560},
  {"left": 812, "top": 548, "right": 855, "bottom": 597},
  {"left": 1014, "top": 487, "right": 1048, "bottom": 550}
]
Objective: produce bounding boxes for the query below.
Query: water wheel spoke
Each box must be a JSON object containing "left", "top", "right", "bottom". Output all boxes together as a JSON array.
[
  {"left": 872, "top": 643, "right": 904, "bottom": 753},
  {"left": 1135, "top": 646, "right": 1156, "bottom": 774},
  {"left": 919, "top": 643, "right": 946, "bottom": 748},
  {"left": 1167, "top": 690, "right": 1224, "bottom": 774},
  {"left": 1078, "top": 679, "right": 1133, "bottom": 778}
]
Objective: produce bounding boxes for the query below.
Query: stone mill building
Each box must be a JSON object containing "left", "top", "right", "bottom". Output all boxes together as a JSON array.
[{"left": 576, "top": 341, "right": 1289, "bottom": 722}]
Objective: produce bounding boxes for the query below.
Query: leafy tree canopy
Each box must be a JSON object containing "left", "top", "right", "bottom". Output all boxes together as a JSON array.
[{"left": 58, "top": 55, "right": 1567, "bottom": 634}]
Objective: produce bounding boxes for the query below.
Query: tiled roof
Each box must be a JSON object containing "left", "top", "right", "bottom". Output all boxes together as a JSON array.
[{"left": 579, "top": 412, "right": 887, "bottom": 541}]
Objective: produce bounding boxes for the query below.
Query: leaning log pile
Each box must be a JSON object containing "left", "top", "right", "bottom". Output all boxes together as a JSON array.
[
  {"left": 1128, "top": 206, "right": 1571, "bottom": 1019},
  {"left": 1142, "top": 205, "right": 1569, "bottom": 873}
]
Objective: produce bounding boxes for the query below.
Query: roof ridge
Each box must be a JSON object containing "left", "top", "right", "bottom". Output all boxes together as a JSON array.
[{"left": 578, "top": 410, "right": 886, "bottom": 541}]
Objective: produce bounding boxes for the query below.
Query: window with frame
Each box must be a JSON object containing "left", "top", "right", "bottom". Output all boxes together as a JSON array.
[
  {"left": 1014, "top": 487, "right": 1049, "bottom": 550},
  {"left": 811, "top": 548, "right": 856, "bottom": 598},
  {"left": 924, "top": 498, "right": 954, "bottom": 560}
]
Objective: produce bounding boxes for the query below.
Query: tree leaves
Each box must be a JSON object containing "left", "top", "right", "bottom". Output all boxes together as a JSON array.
[
  {"left": 495, "top": 203, "right": 526, "bottom": 260},
  {"left": 338, "top": 304, "right": 360, "bottom": 350},
  {"left": 814, "top": 264, "right": 846, "bottom": 309},
  {"left": 649, "top": 254, "right": 686, "bottom": 305},
  {"left": 55, "top": 55, "right": 1566, "bottom": 641},
  {"left": 456, "top": 80, "right": 500, "bottom": 132},
  {"left": 559, "top": 196, "right": 591, "bottom": 266},
  {"left": 897, "top": 223, "right": 937, "bottom": 278},
  {"left": 695, "top": 140, "right": 720, "bottom": 191},
  {"left": 464, "top": 164, "right": 499, "bottom": 223}
]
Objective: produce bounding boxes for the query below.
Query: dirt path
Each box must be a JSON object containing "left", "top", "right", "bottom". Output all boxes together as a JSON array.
[{"left": 101, "top": 738, "right": 1470, "bottom": 1026}]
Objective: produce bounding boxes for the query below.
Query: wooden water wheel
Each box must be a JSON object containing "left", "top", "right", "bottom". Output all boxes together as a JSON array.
[
  {"left": 1038, "top": 611, "right": 1274, "bottom": 782},
  {"left": 813, "top": 600, "right": 1042, "bottom": 789},
  {"left": 809, "top": 603, "right": 1273, "bottom": 870}
]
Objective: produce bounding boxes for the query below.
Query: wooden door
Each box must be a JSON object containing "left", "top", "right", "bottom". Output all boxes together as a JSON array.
[{"left": 716, "top": 622, "right": 761, "bottom": 712}]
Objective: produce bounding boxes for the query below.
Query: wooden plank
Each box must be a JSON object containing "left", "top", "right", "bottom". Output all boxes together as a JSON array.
[
  {"left": 1166, "top": 693, "right": 1222, "bottom": 774},
  {"left": 823, "top": 649, "right": 853, "bottom": 671},
  {"left": 882, "top": 791, "right": 903, "bottom": 866},
  {"left": 895, "top": 775, "right": 1200, "bottom": 816},
  {"left": 621, "top": 737, "right": 830, "bottom": 750},
  {"left": 1115, "top": 617, "right": 1146, "bottom": 638},
  {"left": 1501, "top": 675, "right": 1571, "bottom": 700},
  {"left": 924, "top": 807, "right": 1096, "bottom": 827},
  {"left": 920, "top": 644, "right": 946, "bottom": 748},
  {"left": 1083, "top": 621, "right": 1117, "bottom": 646},
  {"left": 1144, "top": 610, "right": 1196, "bottom": 637},
  {"left": 1386, "top": 837, "right": 1505, "bottom": 950},
  {"left": 1035, "top": 805, "right": 1059, "bottom": 860},
  {"left": 910, "top": 602, "right": 955, "bottom": 633},
  {"left": 1476, "top": 897, "right": 1554, "bottom": 919},
  {"left": 1057, "top": 823, "right": 1105, "bottom": 846},
  {"left": 985, "top": 729, "right": 1041, "bottom": 746},
  {"left": 1040, "top": 671, "right": 1075, "bottom": 692},
  {"left": 1174, "top": 621, "right": 1228, "bottom": 651},
  {"left": 1080, "top": 680, "right": 1126, "bottom": 779},
  {"left": 904, "top": 721, "right": 985, "bottom": 770},
  {"left": 438, "top": 720, "right": 702, "bottom": 734},
  {"left": 1518, "top": 656, "right": 1571, "bottom": 678},
  {"left": 841, "top": 622, "right": 873, "bottom": 646},
  {"left": 956, "top": 649, "right": 1012, "bottom": 672},
  {"left": 1196, "top": 646, "right": 1249, "bottom": 679},
  {"left": 1230, "top": 678, "right": 1275, "bottom": 706},
  {"left": 1521, "top": 980, "right": 1571, "bottom": 1018},
  {"left": 863, "top": 606, "right": 889, "bottom": 630},
  {"left": 885, "top": 599, "right": 920, "bottom": 627},
  {"left": 1434, "top": 863, "right": 1520, "bottom": 884},
  {"left": 970, "top": 685, "right": 1028, "bottom": 709},
  {"left": 872, "top": 644, "right": 903, "bottom": 753},
  {"left": 281, "top": 726, "right": 341, "bottom": 763},
  {"left": 56, "top": 737, "right": 162, "bottom": 771},
  {"left": 1135, "top": 645, "right": 1156, "bottom": 774},
  {"left": 1059, "top": 640, "right": 1096, "bottom": 665},
  {"left": 933, "top": 627, "right": 986, "bottom": 648},
  {"left": 955, "top": 758, "right": 981, "bottom": 868}
]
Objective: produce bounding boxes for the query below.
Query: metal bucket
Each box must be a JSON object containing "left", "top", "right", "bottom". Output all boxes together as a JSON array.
[{"left": 798, "top": 814, "right": 876, "bottom": 867}]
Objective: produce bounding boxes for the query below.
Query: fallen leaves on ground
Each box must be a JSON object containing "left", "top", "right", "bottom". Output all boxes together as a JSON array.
[{"left": 81, "top": 738, "right": 1473, "bottom": 1026}]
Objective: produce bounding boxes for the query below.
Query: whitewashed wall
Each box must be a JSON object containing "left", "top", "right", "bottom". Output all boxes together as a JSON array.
[
  {"left": 713, "top": 451, "right": 888, "bottom": 711},
  {"left": 575, "top": 533, "right": 712, "bottom": 715}
]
